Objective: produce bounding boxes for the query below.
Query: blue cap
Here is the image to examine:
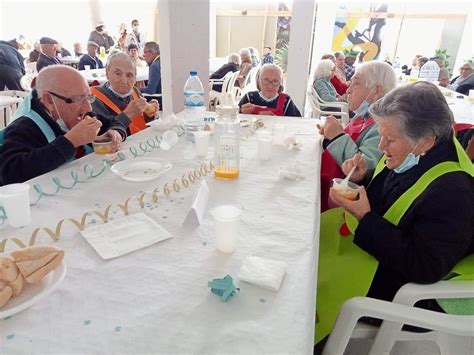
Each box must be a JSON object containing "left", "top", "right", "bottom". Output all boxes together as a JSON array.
[{"left": 190, "top": 71, "right": 197, "bottom": 76}]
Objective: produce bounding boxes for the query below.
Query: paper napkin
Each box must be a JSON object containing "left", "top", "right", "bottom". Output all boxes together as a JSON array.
[
  {"left": 238, "top": 256, "right": 288, "bottom": 292},
  {"left": 80, "top": 213, "right": 172, "bottom": 260}
]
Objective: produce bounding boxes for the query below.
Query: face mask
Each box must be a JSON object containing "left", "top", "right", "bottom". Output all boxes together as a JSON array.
[
  {"left": 133, "top": 25, "right": 139, "bottom": 32},
  {"left": 353, "top": 87, "right": 375, "bottom": 118},
  {"left": 51, "top": 97, "right": 70, "bottom": 132},
  {"left": 109, "top": 85, "right": 133, "bottom": 98},
  {"left": 393, "top": 145, "right": 420, "bottom": 174}
]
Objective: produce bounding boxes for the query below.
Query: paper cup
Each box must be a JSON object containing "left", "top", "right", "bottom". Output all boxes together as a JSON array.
[
  {"left": 332, "top": 178, "right": 360, "bottom": 201},
  {"left": 160, "top": 130, "right": 178, "bottom": 151},
  {"left": 257, "top": 131, "right": 272, "bottom": 161},
  {"left": 210, "top": 205, "right": 242, "bottom": 253},
  {"left": 0, "top": 183, "right": 31, "bottom": 227},
  {"left": 273, "top": 124, "right": 286, "bottom": 145},
  {"left": 193, "top": 131, "right": 211, "bottom": 158}
]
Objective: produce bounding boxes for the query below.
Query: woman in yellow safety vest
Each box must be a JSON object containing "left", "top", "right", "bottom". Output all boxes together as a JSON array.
[{"left": 316, "top": 81, "right": 474, "bottom": 349}]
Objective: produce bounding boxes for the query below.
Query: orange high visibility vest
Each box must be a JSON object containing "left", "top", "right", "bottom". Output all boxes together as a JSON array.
[{"left": 90, "top": 87, "right": 147, "bottom": 134}]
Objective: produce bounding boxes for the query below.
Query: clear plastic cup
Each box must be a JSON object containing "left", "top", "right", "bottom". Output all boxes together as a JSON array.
[
  {"left": 332, "top": 178, "right": 360, "bottom": 201},
  {"left": 193, "top": 131, "right": 211, "bottom": 158},
  {"left": 0, "top": 183, "right": 31, "bottom": 227},
  {"left": 273, "top": 124, "right": 286, "bottom": 145},
  {"left": 84, "top": 65, "right": 90, "bottom": 72},
  {"left": 210, "top": 205, "right": 243, "bottom": 253},
  {"left": 92, "top": 138, "right": 113, "bottom": 154},
  {"left": 257, "top": 131, "right": 273, "bottom": 161},
  {"left": 160, "top": 130, "right": 179, "bottom": 151}
]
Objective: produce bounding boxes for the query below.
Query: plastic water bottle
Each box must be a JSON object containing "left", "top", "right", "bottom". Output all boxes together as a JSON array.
[
  {"left": 184, "top": 71, "right": 205, "bottom": 142},
  {"left": 393, "top": 57, "right": 402, "bottom": 81},
  {"left": 419, "top": 60, "right": 440, "bottom": 83}
]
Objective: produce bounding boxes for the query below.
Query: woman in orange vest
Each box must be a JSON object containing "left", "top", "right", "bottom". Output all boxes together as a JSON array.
[{"left": 90, "top": 52, "right": 159, "bottom": 135}]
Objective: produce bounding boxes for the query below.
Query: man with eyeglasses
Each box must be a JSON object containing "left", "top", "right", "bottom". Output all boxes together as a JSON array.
[
  {"left": 238, "top": 64, "right": 301, "bottom": 117},
  {"left": 449, "top": 62, "right": 474, "bottom": 96},
  {"left": 141, "top": 42, "right": 162, "bottom": 98},
  {"left": 0, "top": 65, "right": 127, "bottom": 185}
]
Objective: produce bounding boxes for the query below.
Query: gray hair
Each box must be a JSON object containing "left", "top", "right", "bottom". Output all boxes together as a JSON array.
[
  {"left": 144, "top": 41, "right": 160, "bottom": 55},
  {"left": 334, "top": 51, "right": 344, "bottom": 59},
  {"left": 228, "top": 53, "right": 240, "bottom": 65},
  {"left": 355, "top": 61, "right": 397, "bottom": 95},
  {"left": 314, "top": 59, "right": 335, "bottom": 80},
  {"left": 239, "top": 48, "right": 251, "bottom": 60},
  {"left": 370, "top": 81, "right": 454, "bottom": 144},
  {"left": 106, "top": 51, "right": 136, "bottom": 71},
  {"left": 256, "top": 64, "right": 284, "bottom": 93}
]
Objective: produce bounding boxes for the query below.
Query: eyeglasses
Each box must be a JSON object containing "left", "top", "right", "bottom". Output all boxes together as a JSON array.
[
  {"left": 261, "top": 78, "right": 281, "bottom": 86},
  {"left": 143, "top": 50, "right": 152, "bottom": 54},
  {"left": 48, "top": 91, "right": 96, "bottom": 104}
]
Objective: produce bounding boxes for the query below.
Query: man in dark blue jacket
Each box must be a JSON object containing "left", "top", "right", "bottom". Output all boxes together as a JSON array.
[
  {"left": 0, "top": 40, "right": 25, "bottom": 90},
  {"left": 78, "top": 41, "right": 104, "bottom": 70}
]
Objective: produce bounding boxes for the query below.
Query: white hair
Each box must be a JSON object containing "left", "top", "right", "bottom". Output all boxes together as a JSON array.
[
  {"left": 239, "top": 48, "right": 251, "bottom": 60},
  {"left": 313, "top": 59, "right": 335, "bottom": 80},
  {"left": 355, "top": 61, "right": 397, "bottom": 95},
  {"left": 228, "top": 53, "right": 240, "bottom": 65}
]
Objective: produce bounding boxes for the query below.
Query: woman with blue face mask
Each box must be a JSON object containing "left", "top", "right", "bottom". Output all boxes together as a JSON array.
[
  {"left": 315, "top": 82, "right": 474, "bottom": 350},
  {"left": 319, "top": 61, "right": 397, "bottom": 212}
]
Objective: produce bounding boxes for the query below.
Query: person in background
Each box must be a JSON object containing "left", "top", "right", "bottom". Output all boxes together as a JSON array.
[
  {"left": 238, "top": 64, "right": 301, "bottom": 117},
  {"left": 334, "top": 52, "right": 349, "bottom": 95},
  {"left": 128, "top": 44, "right": 146, "bottom": 68},
  {"left": 78, "top": 41, "right": 103, "bottom": 70},
  {"left": 140, "top": 42, "right": 161, "bottom": 97},
  {"left": 318, "top": 61, "right": 397, "bottom": 212},
  {"left": 434, "top": 56, "right": 449, "bottom": 87},
  {"left": 237, "top": 48, "right": 253, "bottom": 88},
  {"left": 316, "top": 82, "right": 473, "bottom": 351},
  {"left": 261, "top": 46, "right": 274, "bottom": 65},
  {"left": 209, "top": 53, "right": 240, "bottom": 92},
  {"left": 88, "top": 21, "right": 114, "bottom": 52},
  {"left": 0, "top": 39, "right": 25, "bottom": 90},
  {"left": 403, "top": 54, "right": 423, "bottom": 76},
  {"left": 90, "top": 52, "right": 159, "bottom": 135},
  {"left": 417, "top": 56, "right": 429, "bottom": 69},
  {"left": 36, "top": 37, "right": 62, "bottom": 72},
  {"left": 117, "top": 23, "right": 128, "bottom": 52},
  {"left": 56, "top": 42, "right": 71, "bottom": 58},
  {"left": 73, "top": 42, "right": 83, "bottom": 58},
  {"left": 313, "top": 59, "right": 342, "bottom": 104},
  {"left": 449, "top": 62, "right": 474, "bottom": 95},
  {"left": 249, "top": 47, "right": 260, "bottom": 68},
  {"left": 0, "top": 65, "right": 126, "bottom": 185},
  {"left": 28, "top": 42, "right": 41, "bottom": 63},
  {"left": 343, "top": 55, "right": 356, "bottom": 81},
  {"left": 321, "top": 54, "right": 348, "bottom": 96},
  {"left": 125, "top": 19, "right": 146, "bottom": 56}
]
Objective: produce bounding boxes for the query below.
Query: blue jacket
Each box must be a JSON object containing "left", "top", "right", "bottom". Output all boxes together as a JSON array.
[
  {"left": 141, "top": 56, "right": 161, "bottom": 95},
  {"left": 78, "top": 54, "right": 104, "bottom": 70}
]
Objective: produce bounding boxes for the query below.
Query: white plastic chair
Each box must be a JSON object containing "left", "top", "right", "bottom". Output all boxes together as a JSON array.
[
  {"left": 307, "top": 89, "right": 349, "bottom": 125},
  {"left": 240, "top": 66, "right": 259, "bottom": 96},
  {"left": 25, "top": 62, "right": 38, "bottom": 75},
  {"left": 20, "top": 74, "right": 35, "bottom": 92},
  {"left": 208, "top": 71, "right": 237, "bottom": 110},
  {"left": 0, "top": 90, "right": 27, "bottom": 128},
  {"left": 311, "top": 87, "right": 350, "bottom": 125},
  {"left": 322, "top": 280, "right": 474, "bottom": 355}
]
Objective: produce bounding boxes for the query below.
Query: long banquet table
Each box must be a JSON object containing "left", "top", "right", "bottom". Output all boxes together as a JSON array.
[{"left": 0, "top": 116, "right": 322, "bottom": 354}]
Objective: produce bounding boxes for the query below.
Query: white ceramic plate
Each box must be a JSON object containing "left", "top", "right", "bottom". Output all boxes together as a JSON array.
[
  {"left": 0, "top": 256, "right": 66, "bottom": 319},
  {"left": 111, "top": 158, "right": 172, "bottom": 182}
]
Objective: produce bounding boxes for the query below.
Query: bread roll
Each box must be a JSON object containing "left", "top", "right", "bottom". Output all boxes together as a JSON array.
[
  {"left": 0, "top": 283, "right": 13, "bottom": 308},
  {"left": 11, "top": 245, "right": 65, "bottom": 283},
  {"left": 144, "top": 103, "right": 157, "bottom": 115},
  {"left": 0, "top": 257, "right": 18, "bottom": 283}
]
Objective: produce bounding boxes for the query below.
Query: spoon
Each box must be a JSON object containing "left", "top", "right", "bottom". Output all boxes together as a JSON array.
[{"left": 340, "top": 153, "right": 364, "bottom": 187}]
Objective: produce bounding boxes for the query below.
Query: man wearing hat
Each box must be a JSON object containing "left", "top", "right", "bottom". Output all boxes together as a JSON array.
[
  {"left": 78, "top": 41, "right": 103, "bottom": 70},
  {"left": 37, "top": 37, "right": 62, "bottom": 72},
  {"left": 88, "top": 22, "right": 114, "bottom": 52}
]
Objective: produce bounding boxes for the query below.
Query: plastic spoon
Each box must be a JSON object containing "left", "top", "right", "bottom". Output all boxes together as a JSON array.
[{"left": 340, "top": 153, "right": 364, "bottom": 187}]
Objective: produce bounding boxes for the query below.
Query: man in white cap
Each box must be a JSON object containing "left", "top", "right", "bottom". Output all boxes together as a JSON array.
[
  {"left": 78, "top": 41, "right": 103, "bottom": 70},
  {"left": 37, "top": 37, "right": 62, "bottom": 72},
  {"left": 88, "top": 21, "right": 114, "bottom": 52}
]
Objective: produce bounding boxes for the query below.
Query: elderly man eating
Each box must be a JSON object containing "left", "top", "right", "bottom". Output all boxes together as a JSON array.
[
  {"left": 91, "top": 52, "right": 159, "bottom": 135},
  {"left": 0, "top": 65, "right": 126, "bottom": 185}
]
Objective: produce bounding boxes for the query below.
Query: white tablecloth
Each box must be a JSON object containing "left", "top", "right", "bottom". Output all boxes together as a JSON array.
[{"left": 0, "top": 116, "right": 321, "bottom": 354}]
